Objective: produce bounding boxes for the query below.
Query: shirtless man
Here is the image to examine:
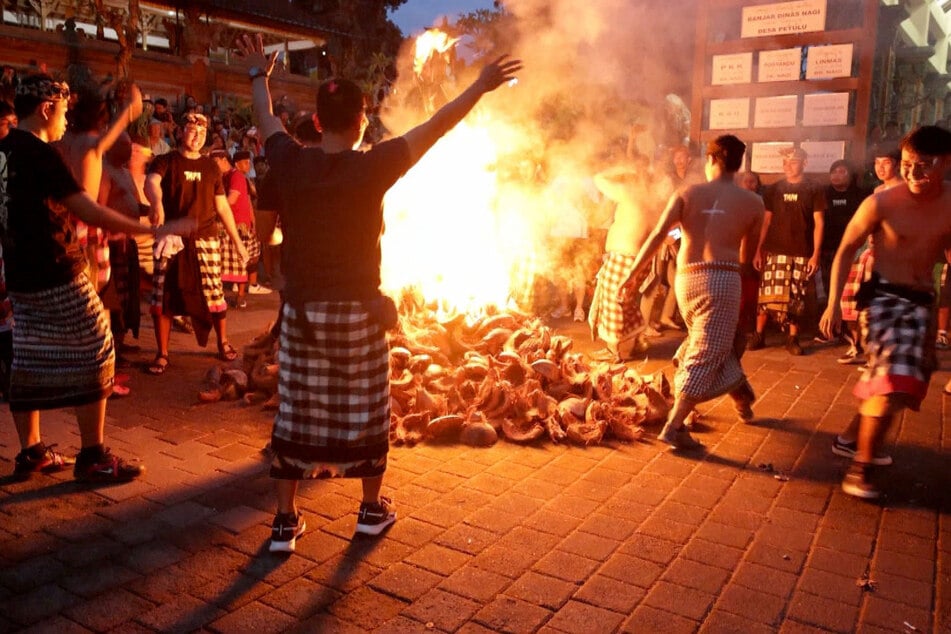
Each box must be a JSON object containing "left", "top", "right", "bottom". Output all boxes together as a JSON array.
[
  {"left": 820, "top": 125, "right": 951, "bottom": 499},
  {"left": 622, "top": 134, "right": 764, "bottom": 448},
  {"left": 588, "top": 154, "right": 657, "bottom": 361}
]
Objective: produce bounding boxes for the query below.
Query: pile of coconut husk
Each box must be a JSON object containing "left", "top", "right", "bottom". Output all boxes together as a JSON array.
[
  {"left": 196, "top": 298, "right": 673, "bottom": 450},
  {"left": 197, "top": 328, "right": 279, "bottom": 409},
  {"left": 387, "top": 302, "right": 672, "bottom": 448}
]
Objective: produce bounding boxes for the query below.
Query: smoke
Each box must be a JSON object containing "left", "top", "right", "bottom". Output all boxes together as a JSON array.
[{"left": 378, "top": 0, "right": 699, "bottom": 313}]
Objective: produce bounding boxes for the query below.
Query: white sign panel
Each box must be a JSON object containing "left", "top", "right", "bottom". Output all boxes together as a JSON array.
[
  {"left": 754, "top": 95, "right": 799, "bottom": 128},
  {"left": 712, "top": 52, "right": 753, "bottom": 85},
  {"left": 742, "top": 0, "right": 827, "bottom": 38},
  {"left": 758, "top": 48, "right": 802, "bottom": 82},
  {"left": 751, "top": 142, "right": 796, "bottom": 174},
  {"left": 806, "top": 43, "right": 853, "bottom": 79},
  {"left": 800, "top": 141, "right": 846, "bottom": 172},
  {"left": 709, "top": 98, "right": 751, "bottom": 130},
  {"left": 802, "top": 92, "right": 850, "bottom": 126}
]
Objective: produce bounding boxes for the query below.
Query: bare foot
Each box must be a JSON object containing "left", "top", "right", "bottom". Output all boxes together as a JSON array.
[{"left": 657, "top": 425, "right": 704, "bottom": 450}]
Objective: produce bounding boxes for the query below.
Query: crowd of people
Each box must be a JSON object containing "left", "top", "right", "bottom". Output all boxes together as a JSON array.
[{"left": 1, "top": 36, "right": 950, "bottom": 556}]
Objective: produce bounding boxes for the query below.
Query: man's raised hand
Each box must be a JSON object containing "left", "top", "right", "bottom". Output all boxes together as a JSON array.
[
  {"left": 476, "top": 55, "right": 523, "bottom": 93},
  {"left": 235, "top": 33, "right": 279, "bottom": 78}
]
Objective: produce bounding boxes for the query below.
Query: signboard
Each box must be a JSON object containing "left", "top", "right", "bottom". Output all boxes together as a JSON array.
[
  {"left": 712, "top": 52, "right": 753, "bottom": 85},
  {"left": 709, "top": 98, "right": 750, "bottom": 129},
  {"left": 754, "top": 95, "right": 798, "bottom": 128},
  {"left": 758, "top": 47, "right": 802, "bottom": 82},
  {"left": 800, "top": 140, "right": 846, "bottom": 172},
  {"left": 802, "top": 92, "right": 850, "bottom": 126},
  {"left": 750, "top": 142, "right": 796, "bottom": 173},
  {"left": 741, "top": 0, "right": 827, "bottom": 38},
  {"left": 806, "top": 43, "right": 853, "bottom": 79}
]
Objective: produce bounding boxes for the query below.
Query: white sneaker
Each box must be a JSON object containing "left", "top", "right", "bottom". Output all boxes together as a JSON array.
[
  {"left": 573, "top": 307, "right": 586, "bottom": 322},
  {"left": 248, "top": 284, "right": 273, "bottom": 295}
]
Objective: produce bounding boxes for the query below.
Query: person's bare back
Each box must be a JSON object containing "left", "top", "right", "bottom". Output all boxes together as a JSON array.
[{"left": 678, "top": 179, "right": 764, "bottom": 267}]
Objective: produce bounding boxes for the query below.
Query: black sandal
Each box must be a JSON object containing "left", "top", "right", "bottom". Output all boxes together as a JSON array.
[
  {"left": 218, "top": 342, "right": 238, "bottom": 362},
  {"left": 147, "top": 354, "right": 170, "bottom": 375}
]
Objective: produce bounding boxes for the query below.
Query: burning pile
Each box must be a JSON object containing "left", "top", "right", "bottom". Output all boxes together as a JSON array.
[{"left": 386, "top": 296, "right": 671, "bottom": 447}]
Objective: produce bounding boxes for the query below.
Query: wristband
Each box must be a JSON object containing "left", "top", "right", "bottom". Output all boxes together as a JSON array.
[{"left": 248, "top": 67, "right": 270, "bottom": 82}]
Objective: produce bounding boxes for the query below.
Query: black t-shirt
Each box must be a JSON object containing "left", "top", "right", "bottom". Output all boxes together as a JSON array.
[
  {"left": 762, "top": 179, "right": 827, "bottom": 257},
  {"left": 255, "top": 171, "right": 282, "bottom": 212},
  {"left": 822, "top": 184, "right": 868, "bottom": 254},
  {"left": 0, "top": 128, "right": 85, "bottom": 292},
  {"left": 265, "top": 132, "right": 413, "bottom": 302},
  {"left": 148, "top": 151, "right": 224, "bottom": 239}
]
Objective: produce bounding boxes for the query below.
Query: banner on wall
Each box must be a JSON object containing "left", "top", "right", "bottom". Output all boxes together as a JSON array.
[
  {"left": 802, "top": 92, "right": 850, "bottom": 126},
  {"left": 806, "top": 43, "right": 853, "bottom": 79},
  {"left": 754, "top": 95, "right": 798, "bottom": 128},
  {"left": 758, "top": 47, "right": 802, "bottom": 82},
  {"left": 741, "top": 0, "right": 827, "bottom": 38},
  {"left": 709, "top": 98, "right": 751, "bottom": 130},
  {"left": 800, "top": 141, "right": 846, "bottom": 172},
  {"left": 712, "top": 52, "right": 753, "bottom": 85},
  {"left": 750, "top": 142, "right": 796, "bottom": 173}
]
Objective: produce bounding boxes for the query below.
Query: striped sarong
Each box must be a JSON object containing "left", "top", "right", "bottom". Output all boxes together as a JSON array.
[
  {"left": 8, "top": 275, "right": 114, "bottom": 411},
  {"left": 840, "top": 242, "right": 873, "bottom": 322},
  {"left": 270, "top": 301, "right": 390, "bottom": 480},
  {"left": 758, "top": 253, "right": 810, "bottom": 322},
  {"left": 588, "top": 252, "right": 644, "bottom": 347},
  {"left": 673, "top": 262, "right": 746, "bottom": 402},
  {"left": 150, "top": 237, "right": 227, "bottom": 316},
  {"left": 854, "top": 276, "right": 936, "bottom": 410}
]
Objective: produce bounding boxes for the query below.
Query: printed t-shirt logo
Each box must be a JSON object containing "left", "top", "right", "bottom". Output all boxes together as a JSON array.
[
  {"left": 783, "top": 193, "right": 799, "bottom": 202},
  {"left": 185, "top": 171, "right": 202, "bottom": 182}
]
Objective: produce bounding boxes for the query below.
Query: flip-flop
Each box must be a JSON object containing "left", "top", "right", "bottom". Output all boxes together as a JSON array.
[
  {"left": 147, "top": 354, "right": 170, "bottom": 375},
  {"left": 218, "top": 342, "right": 238, "bottom": 362},
  {"left": 110, "top": 383, "right": 131, "bottom": 398}
]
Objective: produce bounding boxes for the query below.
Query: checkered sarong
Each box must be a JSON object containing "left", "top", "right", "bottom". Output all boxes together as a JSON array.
[
  {"left": 218, "top": 223, "right": 262, "bottom": 283},
  {"left": 8, "top": 275, "right": 114, "bottom": 411},
  {"left": 854, "top": 278, "right": 936, "bottom": 410},
  {"left": 758, "top": 253, "right": 809, "bottom": 322},
  {"left": 270, "top": 301, "right": 390, "bottom": 479},
  {"left": 150, "top": 237, "right": 227, "bottom": 315},
  {"left": 840, "top": 242, "right": 873, "bottom": 322},
  {"left": 588, "top": 251, "right": 644, "bottom": 345},
  {"left": 673, "top": 262, "right": 745, "bottom": 401}
]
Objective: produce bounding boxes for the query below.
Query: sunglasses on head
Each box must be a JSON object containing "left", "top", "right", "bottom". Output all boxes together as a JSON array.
[
  {"left": 184, "top": 114, "right": 208, "bottom": 129},
  {"left": 48, "top": 83, "right": 70, "bottom": 100}
]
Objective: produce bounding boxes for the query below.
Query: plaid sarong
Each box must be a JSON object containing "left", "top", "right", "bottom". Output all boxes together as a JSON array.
[
  {"left": 673, "top": 262, "right": 746, "bottom": 401},
  {"left": 758, "top": 253, "right": 809, "bottom": 322},
  {"left": 7, "top": 275, "right": 114, "bottom": 411},
  {"left": 270, "top": 301, "right": 390, "bottom": 480},
  {"left": 150, "top": 237, "right": 227, "bottom": 316},
  {"left": 218, "top": 223, "right": 261, "bottom": 283},
  {"left": 588, "top": 251, "right": 644, "bottom": 346},
  {"left": 854, "top": 277, "right": 936, "bottom": 410},
  {"left": 840, "top": 242, "right": 873, "bottom": 322}
]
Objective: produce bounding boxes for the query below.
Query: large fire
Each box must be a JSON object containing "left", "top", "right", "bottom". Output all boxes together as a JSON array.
[{"left": 381, "top": 30, "right": 544, "bottom": 317}]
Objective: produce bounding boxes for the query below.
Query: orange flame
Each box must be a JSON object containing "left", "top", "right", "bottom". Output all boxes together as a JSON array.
[{"left": 413, "top": 28, "right": 460, "bottom": 76}]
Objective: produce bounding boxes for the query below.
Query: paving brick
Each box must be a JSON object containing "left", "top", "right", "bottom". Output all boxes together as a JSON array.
[
  {"left": 533, "top": 549, "right": 600, "bottom": 584},
  {"left": 17, "top": 615, "right": 95, "bottom": 634},
  {"left": 668, "top": 483, "right": 727, "bottom": 510},
  {"left": 434, "top": 523, "right": 498, "bottom": 556},
  {"left": 662, "top": 558, "right": 731, "bottom": 595},
  {"left": 557, "top": 530, "right": 618, "bottom": 561},
  {"left": 731, "top": 561, "right": 798, "bottom": 598},
  {"left": 121, "top": 539, "right": 189, "bottom": 574},
  {"left": 0, "top": 553, "right": 68, "bottom": 593},
  {"left": 288, "top": 612, "right": 366, "bottom": 634},
  {"left": 715, "top": 584, "right": 788, "bottom": 626},
  {"left": 402, "top": 588, "right": 480, "bottom": 632},
  {"left": 861, "top": 594, "right": 935, "bottom": 632},
  {"left": 681, "top": 538, "right": 745, "bottom": 571},
  {"left": 463, "top": 506, "right": 521, "bottom": 534},
  {"left": 807, "top": 546, "right": 870, "bottom": 579},
  {"left": 63, "top": 588, "right": 154, "bottom": 632},
  {"left": 575, "top": 512, "right": 639, "bottom": 540},
  {"left": 699, "top": 609, "right": 778, "bottom": 634},
  {"left": 411, "top": 500, "right": 470, "bottom": 528},
  {"left": 693, "top": 520, "right": 755, "bottom": 550},
  {"left": 306, "top": 554, "right": 384, "bottom": 593},
  {"left": 405, "top": 543, "right": 471, "bottom": 577},
  {"left": 210, "top": 504, "right": 271, "bottom": 534},
  {"left": 637, "top": 516, "right": 697, "bottom": 544},
  {"left": 473, "top": 595, "right": 551, "bottom": 633},
  {"left": 1, "top": 583, "right": 80, "bottom": 625},
  {"left": 879, "top": 507, "right": 937, "bottom": 540},
  {"left": 599, "top": 552, "right": 665, "bottom": 588},
  {"left": 545, "top": 600, "right": 624, "bottom": 634},
  {"left": 369, "top": 562, "right": 443, "bottom": 601},
  {"left": 471, "top": 544, "right": 538, "bottom": 579},
  {"left": 786, "top": 590, "right": 859, "bottom": 632},
  {"left": 54, "top": 536, "right": 125, "bottom": 567},
  {"left": 872, "top": 549, "right": 934, "bottom": 583},
  {"left": 207, "top": 599, "right": 298, "bottom": 634},
  {"left": 59, "top": 562, "right": 140, "bottom": 599},
  {"left": 574, "top": 574, "right": 645, "bottom": 613},
  {"left": 868, "top": 571, "right": 934, "bottom": 610},
  {"left": 798, "top": 567, "right": 864, "bottom": 606},
  {"left": 754, "top": 524, "right": 815, "bottom": 553},
  {"left": 259, "top": 577, "right": 339, "bottom": 619},
  {"left": 505, "top": 571, "right": 576, "bottom": 611},
  {"left": 438, "top": 566, "right": 510, "bottom": 603},
  {"left": 522, "top": 508, "right": 583, "bottom": 537},
  {"left": 621, "top": 604, "right": 699, "bottom": 634},
  {"left": 643, "top": 581, "right": 715, "bottom": 621},
  {"left": 814, "top": 526, "right": 875, "bottom": 557},
  {"left": 744, "top": 540, "right": 807, "bottom": 575}
]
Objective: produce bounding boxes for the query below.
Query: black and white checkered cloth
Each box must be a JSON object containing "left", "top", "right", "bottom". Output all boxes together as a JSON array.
[
  {"left": 673, "top": 262, "right": 746, "bottom": 402},
  {"left": 218, "top": 224, "right": 261, "bottom": 283},
  {"left": 855, "top": 281, "right": 936, "bottom": 409},
  {"left": 588, "top": 251, "right": 644, "bottom": 345},
  {"left": 150, "top": 237, "right": 227, "bottom": 316},
  {"left": 840, "top": 242, "right": 873, "bottom": 321},
  {"left": 270, "top": 301, "right": 390, "bottom": 478}
]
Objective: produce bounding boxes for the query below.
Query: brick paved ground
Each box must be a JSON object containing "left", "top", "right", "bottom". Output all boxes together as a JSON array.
[{"left": 0, "top": 292, "right": 947, "bottom": 633}]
